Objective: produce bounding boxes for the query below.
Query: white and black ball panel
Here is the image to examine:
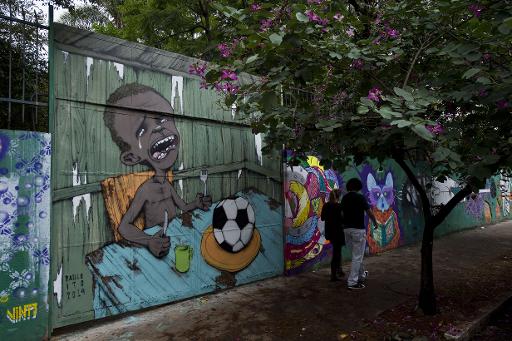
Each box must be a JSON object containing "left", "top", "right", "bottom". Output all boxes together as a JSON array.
[
  {"left": 212, "top": 204, "right": 228, "bottom": 230},
  {"left": 213, "top": 228, "right": 225, "bottom": 244},
  {"left": 235, "top": 196, "right": 249, "bottom": 209},
  {"left": 210, "top": 196, "right": 256, "bottom": 253},
  {"left": 235, "top": 209, "right": 249, "bottom": 228},
  {"left": 240, "top": 223, "right": 254, "bottom": 245},
  {"left": 246, "top": 204, "right": 255, "bottom": 224},
  {"left": 232, "top": 240, "right": 244, "bottom": 252},
  {"left": 222, "top": 221, "right": 241, "bottom": 245},
  {"left": 223, "top": 199, "right": 238, "bottom": 220}
]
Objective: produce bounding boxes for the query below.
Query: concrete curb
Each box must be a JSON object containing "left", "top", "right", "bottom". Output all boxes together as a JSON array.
[{"left": 444, "top": 293, "right": 512, "bottom": 340}]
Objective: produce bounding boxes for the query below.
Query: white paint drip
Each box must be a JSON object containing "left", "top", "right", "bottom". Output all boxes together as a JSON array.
[
  {"left": 231, "top": 103, "right": 237, "bottom": 119},
  {"left": 53, "top": 265, "right": 62, "bottom": 306},
  {"left": 178, "top": 162, "right": 184, "bottom": 195},
  {"left": 86, "top": 57, "right": 94, "bottom": 89},
  {"left": 62, "top": 51, "right": 69, "bottom": 64},
  {"left": 138, "top": 136, "right": 142, "bottom": 149},
  {"left": 113, "top": 62, "right": 124, "bottom": 79},
  {"left": 237, "top": 169, "right": 242, "bottom": 180},
  {"left": 72, "top": 163, "right": 91, "bottom": 222},
  {"left": 254, "top": 133, "right": 263, "bottom": 166},
  {"left": 171, "top": 76, "right": 184, "bottom": 114}
]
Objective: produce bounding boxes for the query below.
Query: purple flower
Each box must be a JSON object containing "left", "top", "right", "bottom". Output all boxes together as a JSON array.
[
  {"left": 307, "top": 0, "right": 324, "bottom": 4},
  {"left": 260, "top": 18, "right": 273, "bottom": 31},
  {"left": 469, "top": 3, "right": 483, "bottom": 18},
  {"left": 333, "top": 12, "right": 344, "bottom": 21},
  {"left": 217, "top": 43, "right": 232, "bottom": 58},
  {"left": 367, "top": 87, "right": 382, "bottom": 102},
  {"left": 250, "top": 3, "right": 262, "bottom": 12},
  {"left": 332, "top": 12, "right": 345, "bottom": 21},
  {"left": 346, "top": 27, "right": 355, "bottom": 37},
  {"left": 188, "top": 63, "right": 207, "bottom": 77},
  {"left": 199, "top": 80, "right": 209, "bottom": 90},
  {"left": 305, "top": 10, "right": 320, "bottom": 22},
  {"left": 426, "top": 123, "right": 444, "bottom": 135},
  {"left": 318, "top": 18, "right": 329, "bottom": 26},
  {"left": 223, "top": 83, "right": 239, "bottom": 95},
  {"left": 374, "top": 14, "right": 382, "bottom": 25},
  {"left": 213, "top": 82, "right": 239, "bottom": 95},
  {"left": 333, "top": 90, "right": 348, "bottom": 106},
  {"left": 386, "top": 28, "right": 399, "bottom": 38},
  {"left": 221, "top": 69, "right": 238, "bottom": 81},
  {"left": 351, "top": 59, "right": 364, "bottom": 70},
  {"left": 497, "top": 99, "right": 509, "bottom": 109},
  {"left": 482, "top": 53, "right": 492, "bottom": 61},
  {"left": 478, "top": 89, "right": 488, "bottom": 97}
]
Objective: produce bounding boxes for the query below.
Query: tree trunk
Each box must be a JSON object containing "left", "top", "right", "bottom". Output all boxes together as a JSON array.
[{"left": 419, "top": 223, "right": 436, "bottom": 314}]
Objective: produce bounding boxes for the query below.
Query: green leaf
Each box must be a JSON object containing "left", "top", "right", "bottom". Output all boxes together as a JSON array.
[
  {"left": 411, "top": 124, "right": 433, "bottom": 141},
  {"left": 476, "top": 77, "right": 491, "bottom": 85},
  {"left": 498, "top": 23, "right": 511, "bottom": 35},
  {"left": 357, "top": 105, "right": 369, "bottom": 114},
  {"left": 393, "top": 87, "right": 414, "bottom": 102},
  {"left": 432, "top": 147, "right": 451, "bottom": 162},
  {"left": 329, "top": 51, "right": 342, "bottom": 59},
  {"left": 296, "top": 12, "right": 309, "bottom": 23},
  {"left": 246, "top": 54, "right": 259, "bottom": 64},
  {"left": 391, "top": 119, "right": 412, "bottom": 128},
  {"left": 462, "top": 68, "right": 480, "bottom": 79},
  {"left": 378, "top": 106, "right": 402, "bottom": 119},
  {"left": 259, "top": 92, "right": 279, "bottom": 111},
  {"left": 347, "top": 48, "right": 361, "bottom": 59},
  {"left": 269, "top": 33, "right": 283, "bottom": 46}
]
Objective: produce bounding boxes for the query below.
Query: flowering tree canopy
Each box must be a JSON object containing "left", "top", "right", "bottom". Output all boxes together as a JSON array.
[
  {"left": 201, "top": 0, "right": 511, "bottom": 185},
  {"left": 199, "top": 0, "right": 512, "bottom": 315}
]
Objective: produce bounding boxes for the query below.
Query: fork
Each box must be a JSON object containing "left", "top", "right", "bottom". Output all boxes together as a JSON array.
[{"left": 200, "top": 168, "right": 208, "bottom": 195}]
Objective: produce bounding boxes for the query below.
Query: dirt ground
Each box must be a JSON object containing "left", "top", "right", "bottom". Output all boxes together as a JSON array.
[{"left": 52, "top": 221, "right": 512, "bottom": 341}]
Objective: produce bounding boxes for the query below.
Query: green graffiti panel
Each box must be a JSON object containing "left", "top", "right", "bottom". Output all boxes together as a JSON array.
[{"left": 0, "top": 130, "right": 51, "bottom": 340}]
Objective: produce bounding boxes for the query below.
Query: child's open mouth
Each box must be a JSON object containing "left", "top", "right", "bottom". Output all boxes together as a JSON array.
[{"left": 150, "top": 135, "right": 177, "bottom": 160}]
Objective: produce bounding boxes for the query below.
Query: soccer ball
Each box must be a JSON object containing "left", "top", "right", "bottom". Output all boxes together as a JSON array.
[{"left": 212, "top": 196, "right": 255, "bottom": 253}]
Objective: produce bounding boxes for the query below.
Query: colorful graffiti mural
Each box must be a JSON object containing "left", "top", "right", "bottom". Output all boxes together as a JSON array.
[
  {"left": 463, "top": 176, "right": 510, "bottom": 224},
  {"left": 81, "top": 84, "right": 282, "bottom": 318},
  {"left": 51, "top": 23, "right": 282, "bottom": 328},
  {"left": 284, "top": 156, "right": 510, "bottom": 275},
  {"left": 361, "top": 167, "right": 401, "bottom": 254},
  {"left": 284, "top": 155, "right": 343, "bottom": 274},
  {"left": 0, "top": 130, "right": 51, "bottom": 339}
]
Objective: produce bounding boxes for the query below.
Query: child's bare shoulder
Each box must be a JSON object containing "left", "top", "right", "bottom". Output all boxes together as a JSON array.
[{"left": 134, "top": 179, "right": 155, "bottom": 197}]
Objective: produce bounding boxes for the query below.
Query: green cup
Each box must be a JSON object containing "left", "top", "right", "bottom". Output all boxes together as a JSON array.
[{"left": 175, "top": 244, "right": 193, "bottom": 273}]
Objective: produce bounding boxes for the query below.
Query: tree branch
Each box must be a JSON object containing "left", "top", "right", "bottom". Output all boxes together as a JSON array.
[
  {"left": 394, "top": 157, "right": 432, "bottom": 222},
  {"left": 431, "top": 184, "right": 472, "bottom": 228}
]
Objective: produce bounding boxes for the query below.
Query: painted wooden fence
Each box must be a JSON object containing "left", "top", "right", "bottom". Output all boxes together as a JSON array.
[{"left": 49, "top": 23, "right": 283, "bottom": 328}]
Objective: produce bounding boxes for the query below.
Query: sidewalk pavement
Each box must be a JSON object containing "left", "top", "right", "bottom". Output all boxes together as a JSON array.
[{"left": 53, "top": 221, "right": 512, "bottom": 341}]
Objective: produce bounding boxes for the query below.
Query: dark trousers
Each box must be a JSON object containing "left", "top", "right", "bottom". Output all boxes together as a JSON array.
[{"left": 331, "top": 240, "right": 342, "bottom": 278}]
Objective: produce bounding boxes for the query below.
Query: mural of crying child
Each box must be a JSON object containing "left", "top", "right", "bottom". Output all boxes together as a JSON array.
[{"left": 104, "top": 83, "right": 212, "bottom": 258}]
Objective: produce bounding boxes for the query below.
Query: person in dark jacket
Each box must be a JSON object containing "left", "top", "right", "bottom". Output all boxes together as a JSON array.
[
  {"left": 341, "top": 178, "right": 378, "bottom": 290},
  {"left": 321, "top": 189, "right": 345, "bottom": 281}
]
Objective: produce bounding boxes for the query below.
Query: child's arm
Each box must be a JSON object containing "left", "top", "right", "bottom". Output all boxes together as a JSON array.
[
  {"left": 119, "top": 187, "right": 170, "bottom": 258},
  {"left": 170, "top": 186, "right": 211, "bottom": 212}
]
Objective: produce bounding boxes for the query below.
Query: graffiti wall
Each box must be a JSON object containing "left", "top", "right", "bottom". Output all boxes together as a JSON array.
[
  {"left": 0, "top": 130, "right": 51, "bottom": 339},
  {"left": 50, "top": 24, "right": 282, "bottom": 327},
  {"left": 284, "top": 156, "right": 510, "bottom": 274}
]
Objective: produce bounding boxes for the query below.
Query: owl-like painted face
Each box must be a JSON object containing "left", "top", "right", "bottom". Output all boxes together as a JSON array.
[{"left": 367, "top": 172, "right": 395, "bottom": 212}]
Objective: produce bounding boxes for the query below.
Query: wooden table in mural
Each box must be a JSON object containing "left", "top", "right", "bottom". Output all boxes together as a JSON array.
[{"left": 85, "top": 191, "right": 283, "bottom": 318}]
